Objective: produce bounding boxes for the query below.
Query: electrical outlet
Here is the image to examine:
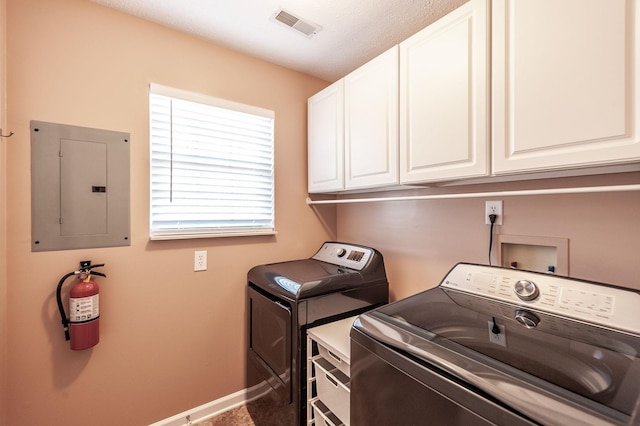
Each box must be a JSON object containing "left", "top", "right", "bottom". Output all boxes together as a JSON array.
[
  {"left": 194, "top": 250, "right": 207, "bottom": 271},
  {"left": 485, "top": 200, "right": 503, "bottom": 225},
  {"left": 488, "top": 320, "right": 507, "bottom": 347}
]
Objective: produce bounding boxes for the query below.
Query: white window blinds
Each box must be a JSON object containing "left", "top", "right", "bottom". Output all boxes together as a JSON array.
[{"left": 149, "top": 83, "right": 275, "bottom": 240}]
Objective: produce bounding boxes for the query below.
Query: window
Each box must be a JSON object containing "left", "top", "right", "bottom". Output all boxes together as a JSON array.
[{"left": 149, "top": 83, "right": 275, "bottom": 240}]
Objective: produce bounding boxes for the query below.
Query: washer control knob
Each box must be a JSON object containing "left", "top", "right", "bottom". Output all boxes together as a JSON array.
[
  {"left": 514, "top": 280, "right": 539, "bottom": 301},
  {"left": 515, "top": 310, "right": 540, "bottom": 329},
  {"left": 336, "top": 248, "right": 347, "bottom": 258}
]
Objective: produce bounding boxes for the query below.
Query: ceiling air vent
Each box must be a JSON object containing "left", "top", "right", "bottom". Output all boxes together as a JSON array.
[{"left": 272, "top": 9, "right": 321, "bottom": 37}]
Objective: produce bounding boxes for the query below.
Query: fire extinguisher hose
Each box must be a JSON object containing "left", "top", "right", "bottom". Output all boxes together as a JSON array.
[{"left": 56, "top": 271, "right": 77, "bottom": 341}]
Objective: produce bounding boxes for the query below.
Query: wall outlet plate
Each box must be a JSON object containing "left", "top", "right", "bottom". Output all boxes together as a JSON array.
[
  {"left": 194, "top": 250, "right": 207, "bottom": 271},
  {"left": 485, "top": 200, "right": 503, "bottom": 225},
  {"left": 488, "top": 320, "right": 507, "bottom": 347}
]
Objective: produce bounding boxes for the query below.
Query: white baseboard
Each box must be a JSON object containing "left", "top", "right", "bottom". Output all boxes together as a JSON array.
[{"left": 149, "top": 382, "right": 271, "bottom": 426}]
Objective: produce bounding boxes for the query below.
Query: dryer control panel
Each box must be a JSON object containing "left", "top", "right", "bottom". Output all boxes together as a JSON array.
[{"left": 312, "top": 242, "right": 373, "bottom": 270}]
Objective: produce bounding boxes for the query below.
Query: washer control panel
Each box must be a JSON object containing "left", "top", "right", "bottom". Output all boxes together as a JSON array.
[
  {"left": 312, "top": 242, "right": 373, "bottom": 270},
  {"left": 440, "top": 263, "right": 640, "bottom": 334}
]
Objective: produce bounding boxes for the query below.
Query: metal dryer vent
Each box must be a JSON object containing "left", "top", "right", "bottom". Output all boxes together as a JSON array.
[{"left": 272, "top": 9, "right": 322, "bottom": 37}]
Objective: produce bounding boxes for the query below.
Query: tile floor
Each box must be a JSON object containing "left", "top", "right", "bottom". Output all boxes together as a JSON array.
[{"left": 193, "top": 396, "right": 295, "bottom": 426}]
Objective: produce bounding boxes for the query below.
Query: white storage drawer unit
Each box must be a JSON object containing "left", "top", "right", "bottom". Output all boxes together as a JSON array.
[{"left": 307, "top": 316, "right": 356, "bottom": 426}]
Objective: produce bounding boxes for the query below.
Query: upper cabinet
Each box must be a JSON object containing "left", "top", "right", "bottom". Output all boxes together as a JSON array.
[
  {"left": 308, "top": 80, "right": 344, "bottom": 193},
  {"left": 492, "top": 0, "right": 640, "bottom": 174},
  {"left": 345, "top": 46, "right": 399, "bottom": 189},
  {"left": 308, "top": 47, "right": 399, "bottom": 193},
  {"left": 400, "top": 0, "right": 489, "bottom": 183},
  {"left": 308, "top": 0, "right": 640, "bottom": 194}
]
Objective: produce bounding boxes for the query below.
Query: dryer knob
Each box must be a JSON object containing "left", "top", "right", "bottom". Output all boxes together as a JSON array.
[
  {"left": 336, "top": 248, "right": 347, "bottom": 257},
  {"left": 513, "top": 279, "right": 539, "bottom": 301}
]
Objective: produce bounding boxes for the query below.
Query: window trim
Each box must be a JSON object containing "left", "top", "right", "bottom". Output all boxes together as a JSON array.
[{"left": 150, "top": 83, "right": 275, "bottom": 120}]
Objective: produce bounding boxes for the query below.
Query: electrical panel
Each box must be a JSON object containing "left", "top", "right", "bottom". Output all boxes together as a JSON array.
[{"left": 31, "top": 120, "right": 130, "bottom": 251}]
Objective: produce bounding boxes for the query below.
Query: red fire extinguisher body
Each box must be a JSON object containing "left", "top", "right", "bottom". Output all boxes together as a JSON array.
[{"left": 69, "top": 278, "right": 100, "bottom": 350}]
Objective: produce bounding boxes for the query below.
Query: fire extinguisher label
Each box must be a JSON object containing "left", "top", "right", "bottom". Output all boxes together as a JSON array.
[{"left": 69, "top": 294, "right": 99, "bottom": 323}]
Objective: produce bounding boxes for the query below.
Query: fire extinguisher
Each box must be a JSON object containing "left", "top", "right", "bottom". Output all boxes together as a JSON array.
[{"left": 56, "top": 261, "right": 106, "bottom": 350}]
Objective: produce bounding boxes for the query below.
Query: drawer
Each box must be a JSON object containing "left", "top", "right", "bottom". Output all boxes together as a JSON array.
[
  {"left": 313, "top": 357, "right": 350, "bottom": 425},
  {"left": 317, "top": 341, "right": 350, "bottom": 376},
  {"left": 311, "top": 398, "right": 344, "bottom": 426}
]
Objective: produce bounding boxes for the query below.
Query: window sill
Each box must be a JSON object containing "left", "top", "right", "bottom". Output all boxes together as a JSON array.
[{"left": 149, "top": 230, "right": 277, "bottom": 241}]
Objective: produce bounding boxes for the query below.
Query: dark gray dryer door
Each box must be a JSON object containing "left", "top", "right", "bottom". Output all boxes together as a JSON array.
[{"left": 248, "top": 285, "right": 292, "bottom": 402}]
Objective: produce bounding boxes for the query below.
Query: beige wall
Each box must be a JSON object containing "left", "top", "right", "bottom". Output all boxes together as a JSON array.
[
  {"left": 4, "top": 0, "right": 332, "bottom": 424},
  {"left": 337, "top": 173, "right": 640, "bottom": 302},
  {"left": 5, "top": 0, "right": 640, "bottom": 425}
]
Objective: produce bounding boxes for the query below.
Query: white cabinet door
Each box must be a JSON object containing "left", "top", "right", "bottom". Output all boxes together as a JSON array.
[
  {"left": 399, "top": 0, "right": 489, "bottom": 184},
  {"left": 492, "top": 0, "right": 640, "bottom": 174},
  {"left": 344, "top": 46, "right": 399, "bottom": 189},
  {"left": 308, "top": 80, "right": 344, "bottom": 193}
]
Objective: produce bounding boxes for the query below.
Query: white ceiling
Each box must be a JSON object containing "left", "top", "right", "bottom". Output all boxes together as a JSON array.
[{"left": 90, "top": 0, "right": 466, "bottom": 82}]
